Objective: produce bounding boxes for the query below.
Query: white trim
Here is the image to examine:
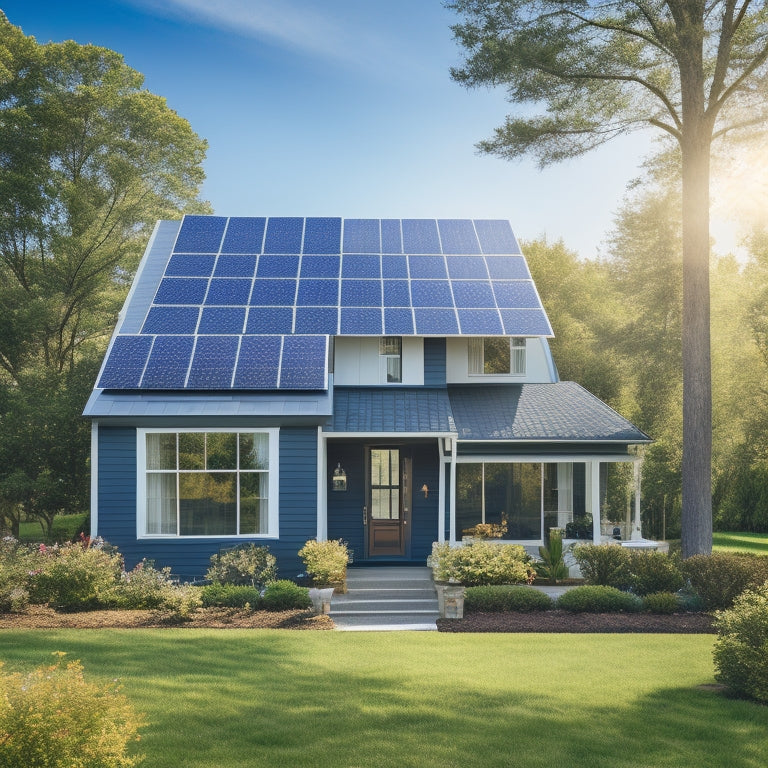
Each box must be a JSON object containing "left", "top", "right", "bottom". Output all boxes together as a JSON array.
[
  {"left": 317, "top": 427, "right": 327, "bottom": 540},
  {"left": 323, "top": 431, "right": 456, "bottom": 439},
  {"left": 452, "top": 453, "right": 640, "bottom": 464},
  {"left": 90, "top": 422, "right": 99, "bottom": 536},
  {"left": 136, "top": 427, "right": 279, "bottom": 539}
]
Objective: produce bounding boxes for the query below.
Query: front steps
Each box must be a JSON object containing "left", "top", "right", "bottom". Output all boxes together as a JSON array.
[{"left": 329, "top": 566, "right": 439, "bottom": 631}]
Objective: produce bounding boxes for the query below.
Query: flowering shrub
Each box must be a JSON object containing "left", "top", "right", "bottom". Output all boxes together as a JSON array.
[
  {"left": 428, "top": 541, "right": 533, "bottom": 586},
  {"left": 298, "top": 539, "right": 349, "bottom": 586},
  {"left": 205, "top": 544, "right": 277, "bottom": 587},
  {"left": 108, "top": 560, "right": 183, "bottom": 610},
  {"left": 0, "top": 652, "right": 144, "bottom": 767},
  {"left": 0, "top": 538, "right": 41, "bottom": 613}
]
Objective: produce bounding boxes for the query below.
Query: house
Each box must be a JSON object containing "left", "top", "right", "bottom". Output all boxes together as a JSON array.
[{"left": 84, "top": 216, "right": 651, "bottom": 579}]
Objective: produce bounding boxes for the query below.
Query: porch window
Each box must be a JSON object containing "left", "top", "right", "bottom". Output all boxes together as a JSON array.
[
  {"left": 468, "top": 337, "right": 526, "bottom": 375},
  {"left": 379, "top": 337, "right": 402, "bottom": 383},
  {"left": 139, "top": 430, "right": 278, "bottom": 537}
]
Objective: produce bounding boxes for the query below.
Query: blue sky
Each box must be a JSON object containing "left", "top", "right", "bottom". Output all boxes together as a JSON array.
[{"left": 3, "top": 0, "right": 665, "bottom": 257}]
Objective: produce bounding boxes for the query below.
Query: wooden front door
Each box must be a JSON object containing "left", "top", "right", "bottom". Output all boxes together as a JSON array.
[{"left": 366, "top": 447, "right": 411, "bottom": 557}]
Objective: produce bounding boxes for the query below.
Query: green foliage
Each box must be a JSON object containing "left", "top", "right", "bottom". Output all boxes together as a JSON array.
[
  {"left": 535, "top": 529, "right": 568, "bottom": 584},
  {"left": 153, "top": 583, "right": 202, "bottom": 623},
  {"left": 556, "top": 586, "right": 642, "bottom": 613},
  {"left": 0, "top": 537, "right": 39, "bottom": 612},
  {"left": 713, "top": 583, "right": 768, "bottom": 703},
  {"left": 261, "top": 580, "right": 311, "bottom": 611},
  {"left": 298, "top": 539, "right": 349, "bottom": 586},
  {"left": 205, "top": 544, "right": 277, "bottom": 588},
  {"left": 0, "top": 652, "right": 144, "bottom": 767},
  {"left": 681, "top": 553, "right": 768, "bottom": 611},
  {"left": 465, "top": 585, "right": 553, "bottom": 612},
  {"left": 199, "top": 583, "right": 262, "bottom": 609},
  {"left": 428, "top": 541, "right": 532, "bottom": 586},
  {"left": 642, "top": 592, "right": 681, "bottom": 615},
  {"left": 626, "top": 550, "right": 684, "bottom": 597},
  {"left": 107, "top": 560, "right": 182, "bottom": 610},
  {"left": 573, "top": 544, "right": 632, "bottom": 589}
]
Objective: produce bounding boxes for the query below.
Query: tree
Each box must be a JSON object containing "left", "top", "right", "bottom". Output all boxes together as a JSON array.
[
  {"left": 449, "top": 0, "right": 768, "bottom": 556},
  {"left": 0, "top": 14, "right": 210, "bottom": 534}
]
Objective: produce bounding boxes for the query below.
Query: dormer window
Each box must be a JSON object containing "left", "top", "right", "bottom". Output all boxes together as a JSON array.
[
  {"left": 469, "top": 337, "right": 526, "bottom": 376},
  {"left": 379, "top": 337, "right": 402, "bottom": 383}
]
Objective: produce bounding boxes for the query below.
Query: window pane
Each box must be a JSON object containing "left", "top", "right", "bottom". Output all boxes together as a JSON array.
[
  {"left": 456, "top": 464, "right": 483, "bottom": 535},
  {"left": 485, "top": 463, "right": 539, "bottom": 539},
  {"left": 179, "top": 433, "right": 204, "bottom": 470},
  {"left": 146, "top": 433, "right": 176, "bottom": 470},
  {"left": 386, "top": 356, "right": 402, "bottom": 383},
  {"left": 468, "top": 338, "right": 483, "bottom": 374},
  {"left": 389, "top": 449, "right": 399, "bottom": 485},
  {"left": 239, "top": 433, "right": 269, "bottom": 470},
  {"left": 380, "top": 336, "right": 401, "bottom": 355},
  {"left": 179, "top": 473, "right": 236, "bottom": 535},
  {"left": 511, "top": 338, "right": 526, "bottom": 374},
  {"left": 240, "top": 473, "right": 268, "bottom": 534},
  {"left": 483, "top": 338, "right": 510, "bottom": 374},
  {"left": 146, "top": 473, "right": 177, "bottom": 534},
  {"left": 371, "top": 488, "right": 388, "bottom": 519},
  {"left": 206, "top": 433, "right": 237, "bottom": 470}
]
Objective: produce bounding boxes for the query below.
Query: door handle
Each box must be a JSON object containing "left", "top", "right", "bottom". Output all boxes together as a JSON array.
[{"left": 363, "top": 506, "right": 367, "bottom": 525}]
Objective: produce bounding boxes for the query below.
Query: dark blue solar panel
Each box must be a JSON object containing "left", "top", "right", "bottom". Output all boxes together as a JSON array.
[
  {"left": 414, "top": 308, "right": 459, "bottom": 335},
  {"left": 474, "top": 220, "right": 520, "bottom": 254},
  {"left": 438, "top": 219, "right": 481, "bottom": 254},
  {"left": 187, "top": 336, "right": 239, "bottom": 388},
  {"left": 303, "top": 217, "right": 341, "bottom": 254},
  {"left": 154, "top": 278, "right": 208, "bottom": 305},
  {"left": 294, "top": 306, "right": 338, "bottom": 334},
  {"left": 205, "top": 278, "right": 252, "bottom": 305},
  {"left": 402, "top": 219, "right": 440, "bottom": 254},
  {"left": 341, "top": 279, "right": 381, "bottom": 307},
  {"left": 221, "top": 217, "right": 265, "bottom": 254},
  {"left": 264, "top": 217, "right": 303, "bottom": 254},
  {"left": 141, "top": 336, "right": 194, "bottom": 388},
  {"left": 485, "top": 255, "right": 530, "bottom": 279},
  {"left": 280, "top": 336, "right": 327, "bottom": 389},
  {"left": 381, "top": 254, "right": 408, "bottom": 278},
  {"left": 174, "top": 216, "right": 227, "bottom": 253},
  {"left": 343, "top": 219, "right": 380, "bottom": 253},
  {"left": 451, "top": 280, "right": 497, "bottom": 308},
  {"left": 340, "top": 307, "right": 382, "bottom": 335},
  {"left": 233, "top": 335, "right": 281, "bottom": 388},
  {"left": 214, "top": 255, "right": 257, "bottom": 278},
  {"left": 384, "top": 307, "right": 414, "bottom": 335},
  {"left": 500, "top": 309, "right": 552, "bottom": 336},
  {"left": 446, "top": 255, "right": 489, "bottom": 280},
  {"left": 97, "top": 336, "right": 152, "bottom": 388},
  {"left": 383, "top": 280, "right": 410, "bottom": 307},
  {"left": 493, "top": 281, "right": 540, "bottom": 308},
  {"left": 142, "top": 306, "right": 199, "bottom": 334},
  {"left": 250, "top": 279, "right": 296, "bottom": 306},
  {"left": 409, "top": 255, "right": 447, "bottom": 280},
  {"left": 165, "top": 254, "right": 216, "bottom": 277},
  {"left": 410, "top": 281, "right": 453, "bottom": 307},
  {"left": 198, "top": 307, "right": 246, "bottom": 334},
  {"left": 457, "top": 309, "right": 504, "bottom": 335},
  {"left": 342, "top": 255, "right": 380, "bottom": 278},
  {"left": 297, "top": 279, "right": 339, "bottom": 306},
  {"left": 257, "top": 254, "right": 300, "bottom": 277},
  {"left": 246, "top": 306, "right": 294, "bottom": 334},
  {"left": 301, "top": 255, "right": 340, "bottom": 278},
  {"left": 381, "top": 219, "right": 402, "bottom": 253}
]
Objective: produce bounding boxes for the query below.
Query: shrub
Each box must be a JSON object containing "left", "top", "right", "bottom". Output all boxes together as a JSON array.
[
  {"left": 713, "top": 582, "right": 768, "bottom": 703},
  {"left": 200, "top": 582, "right": 262, "bottom": 609},
  {"left": 642, "top": 592, "right": 680, "bottom": 614},
  {"left": 681, "top": 553, "right": 768, "bottom": 610},
  {"left": 205, "top": 544, "right": 277, "bottom": 587},
  {"left": 465, "top": 585, "right": 553, "bottom": 612},
  {"left": 573, "top": 544, "right": 631, "bottom": 589},
  {"left": 262, "top": 580, "right": 312, "bottom": 611},
  {"left": 0, "top": 538, "right": 40, "bottom": 613},
  {"left": 428, "top": 541, "right": 533, "bottom": 586},
  {"left": 626, "top": 550, "right": 684, "bottom": 596},
  {"left": 0, "top": 652, "right": 144, "bottom": 767},
  {"left": 556, "top": 585, "right": 642, "bottom": 613},
  {"left": 298, "top": 539, "right": 349, "bottom": 586},
  {"left": 535, "top": 529, "right": 568, "bottom": 584},
  {"left": 154, "top": 583, "right": 202, "bottom": 622},
  {"left": 108, "top": 560, "right": 181, "bottom": 610}
]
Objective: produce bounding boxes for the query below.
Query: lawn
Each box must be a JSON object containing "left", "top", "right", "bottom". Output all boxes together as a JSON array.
[
  {"left": 2, "top": 631, "right": 767, "bottom": 768},
  {"left": 713, "top": 531, "right": 768, "bottom": 556},
  {"left": 17, "top": 512, "right": 88, "bottom": 543}
]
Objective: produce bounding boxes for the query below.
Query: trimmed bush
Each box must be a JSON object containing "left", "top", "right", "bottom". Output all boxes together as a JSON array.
[
  {"left": 205, "top": 544, "right": 277, "bottom": 587},
  {"left": 0, "top": 653, "right": 144, "bottom": 767},
  {"left": 465, "top": 585, "right": 553, "bottom": 612},
  {"left": 627, "top": 551, "right": 683, "bottom": 596},
  {"left": 428, "top": 541, "right": 533, "bottom": 586},
  {"left": 681, "top": 553, "right": 768, "bottom": 610},
  {"left": 573, "top": 544, "right": 631, "bottom": 589},
  {"left": 200, "top": 583, "right": 262, "bottom": 609},
  {"left": 155, "top": 583, "right": 202, "bottom": 622},
  {"left": 262, "top": 580, "right": 312, "bottom": 611},
  {"left": 642, "top": 592, "right": 680, "bottom": 614},
  {"left": 556, "top": 585, "right": 642, "bottom": 613},
  {"left": 298, "top": 539, "right": 349, "bottom": 586},
  {"left": 713, "top": 582, "right": 768, "bottom": 703},
  {"left": 108, "top": 560, "right": 181, "bottom": 610}
]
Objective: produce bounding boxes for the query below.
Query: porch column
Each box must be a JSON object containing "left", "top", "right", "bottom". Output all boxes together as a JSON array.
[
  {"left": 449, "top": 447, "right": 457, "bottom": 544},
  {"left": 316, "top": 429, "right": 327, "bottom": 540},
  {"left": 589, "top": 461, "right": 601, "bottom": 543},
  {"left": 631, "top": 456, "right": 643, "bottom": 540},
  {"left": 438, "top": 438, "right": 446, "bottom": 543}
]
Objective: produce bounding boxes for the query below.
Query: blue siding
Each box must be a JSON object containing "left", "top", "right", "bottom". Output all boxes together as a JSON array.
[
  {"left": 96, "top": 425, "right": 318, "bottom": 581},
  {"left": 410, "top": 443, "right": 440, "bottom": 561},
  {"left": 424, "top": 338, "right": 446, "bottom": 387}
]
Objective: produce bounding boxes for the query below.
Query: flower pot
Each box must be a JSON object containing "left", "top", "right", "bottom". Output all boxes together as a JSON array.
[
  {"left": 308, "top": 587, "right": 335, "bottom": 615},
  {"left": 439, "top": 583, "right": 465, "bottom": 619}
]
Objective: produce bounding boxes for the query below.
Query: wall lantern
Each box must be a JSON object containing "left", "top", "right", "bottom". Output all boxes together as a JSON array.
[
  {"left": 421, "top": 484, "right": 429, "bottom": 499},
  {"left": 332, "top": 462, "right": 347, "bottom": 492}
]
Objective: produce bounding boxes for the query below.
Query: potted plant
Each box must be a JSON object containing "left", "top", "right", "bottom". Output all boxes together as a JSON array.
[{"left": 298, "top": 539, "right": 349, "bottom": 595}]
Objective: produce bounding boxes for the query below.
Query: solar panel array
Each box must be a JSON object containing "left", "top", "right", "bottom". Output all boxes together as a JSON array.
[{"left": 97, "top": 216, "right": 552, "bottom": 391}]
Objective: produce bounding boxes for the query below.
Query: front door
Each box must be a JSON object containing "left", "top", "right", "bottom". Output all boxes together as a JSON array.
[{"left": 366, "top": 447, "right": 411, "bottom": 557}]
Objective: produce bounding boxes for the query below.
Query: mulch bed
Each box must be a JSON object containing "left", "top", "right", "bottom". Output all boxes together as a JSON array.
[{"left": 437, "top": 610, "right": 716, "bottom": 633}]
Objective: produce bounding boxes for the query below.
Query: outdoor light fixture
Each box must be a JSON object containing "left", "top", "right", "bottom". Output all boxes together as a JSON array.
[
  {"left": 421, "top": 484, "right": 429, "bottom": 498},
  {"left": 332, "top": 462, "right": 347, "bottom": 492}
]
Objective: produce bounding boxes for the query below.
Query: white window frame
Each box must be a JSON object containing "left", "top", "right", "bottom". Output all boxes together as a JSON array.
[
  {"left": 379, "top": 336, "right": 403, "bottom": 383},
  {"left": 136, "top": 428, "right": 279, "bottom": 539},
  {"left": 468, "top": 337, "right": 526, "bottom": 376}
]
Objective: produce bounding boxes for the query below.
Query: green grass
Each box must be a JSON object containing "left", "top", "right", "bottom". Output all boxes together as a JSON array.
[
  {"left": 2, "top": 631, "right": 767, "bottom": 768},
  {"left": 713, "top": 531, "right": 768, "bottom": 556},
  {"left": 17, "top": 512, "right": 87, "bottom": 543}
]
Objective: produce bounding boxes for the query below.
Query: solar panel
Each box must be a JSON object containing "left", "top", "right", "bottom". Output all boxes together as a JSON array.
[
  {"left": 341, "top": 254, "right": 380, "bottom": 278},
  {"left": 246, "top": 306, "right": 293, "bottom": 334},
  {"left": 343, "top": 219, "right": 380, "bottom": 253},
  {"left": 187, "top": 336, "right": 239, "bottom": 388},
  {"left": 233, "top": 335, "right": 281, "bottom": 389},
  {"left": 263, "top": 217, "right": 303, "bottom": 254},
  {"left": 408, "top": 255, "right": 447, "bottom": 280},
  {"left": 154, "top": 278, "right": 209, "bottom": 305},
  {"left": 301, "top": 255, "right": 340, "bottom": 278},
  {"left": 141, "top": 336, "right": 194, "bottom": 388},
  {"left": 437, "top": 219, "right": 481, "bottom": 254},
  {"left": 279, "top": 335, "right": 327, "bottom": 389},
  {"left": 457, "top": 309, "right": 504, "bottom": 335},
  {"left": 214, "top": 255, "right": 257, "bottom": 278},
  {"left": 143, "top": 306, "right": 199, "bottom": 335},
  {"left": 175, "top": 215, "right": 227, "bottom": 253},
  {"left": 166, "top": 254, "right": 216, "bottom": 277},
  {"left": 198, "top": 307, "right": 246, "bottom": 334},
  {"left": 297, "top": 279, "right": 339, "bottom": 306},
  {"left": 221, "top": 217, "right": 265, "bottom": 254},
  {"left": 340, "top": 279, "right": 381, "bottom": 307},
  {"left": 303, "top": 217, "right": 341, "bottom": 254},
  {"left": 340, "top": 307, "right": 382, "bottom": 335},
  {"left": 98, "top": 336, "right": 152, "bottom": 388},
  {"left": 402, "top": 219, "right": 440, "bottom": 254},
  {"left": 474, "top": 219, "right": 520, "bottom": 254}
]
